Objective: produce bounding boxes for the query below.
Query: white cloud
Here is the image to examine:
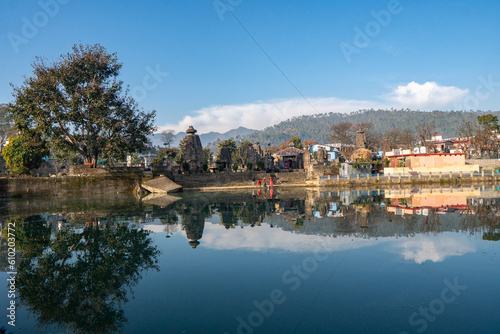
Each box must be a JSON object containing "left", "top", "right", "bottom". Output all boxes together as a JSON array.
[
  {"left": 158, "top": 97, "right": 381, "bottom": 134},
  {"left": 157, "top": 82, "right": 469, "bottom": 134},
  {"left": 383, "top": 81, "right": 469, "bottom": 109}
]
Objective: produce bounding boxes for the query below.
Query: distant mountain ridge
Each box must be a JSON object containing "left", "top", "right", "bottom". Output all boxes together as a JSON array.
[
  {"left": 149, "top": 126, "right": 257, "bottom": 148},
  {"left": 150, "top": 109, "right": 500, "bottom": 149},
  {"left": 241, "top": 109, "right": 500, "bottom": 146}
]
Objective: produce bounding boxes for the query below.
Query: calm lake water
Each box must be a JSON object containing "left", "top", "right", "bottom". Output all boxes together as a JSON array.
[{"left": 1, "top": 185, "right": 499, "bottom": 334}]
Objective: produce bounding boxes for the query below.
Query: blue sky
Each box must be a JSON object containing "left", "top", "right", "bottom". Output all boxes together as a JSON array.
[{"left": 1, "top": 0, "right": 500, "bottom": 133}]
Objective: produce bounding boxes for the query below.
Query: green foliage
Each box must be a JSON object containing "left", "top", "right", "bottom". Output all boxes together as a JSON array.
[
  {"left": 218, "top": 163, "right": 225, "bottom": 172},
  {"left": 8, "top": 43, "right": 156, "bottom": 164},
  {"left": 294, "top": 218, "right": 304, "bottom": 229},
  {"left": 1, "top": 135, "right": 49, "bottom": 175},
  {"left": 203, "top": 147, "right": 212, "bottom": 165},
  {"left": 238, "top": 140, "right": 251, "bottom": 148},
  {"left": 256, "top": 160, "right": 264, "bottom": 171},
  {"left": 478, "top": 114, "right": 500, "bottom": 132},
  {"left": 52, "top": 148, "right": 83, "bottom": 165},
  {"left": 151, "top": 155, "right": 164, "bottom": 167},
  {"left": 352, "top": 162, "right": 371, "bottom": 169},
  {"left": 290, "top": 136, "right": 303, "bottom": 149},
  {"left": 483, "top": 232, "right": 500, "bottom": 241},
  {"left": 130, "top": 152, "right": 141, "bottom": 165},
  {"left": 151, "top": 149, "right": 176, "bottom": 167},
  {"left": 175, "top": 140, "right": 184, "bottom": 165},
  {"left": 2, "top": 216, "right": 51, "bottom": 256},
  {"left": 182, "top": 162, "right": 190, "bottom": 172},
  {"left": 384, "top": 157, "right": 390, "bottom": 167},
  {"left": 217, "top": 137, "right": 238, "bottom": 162},
  {"left": 202, "top": 162, "right": 208, "bottom": 172},
  {"left": 232, "top": 162, "right": 239, "bottom": 172},
  {"left": 218, "top": 138, "right": 237, "bottom": 150},
  {"left": 244, "top": 160, "right": 252, "bottom": 171}
]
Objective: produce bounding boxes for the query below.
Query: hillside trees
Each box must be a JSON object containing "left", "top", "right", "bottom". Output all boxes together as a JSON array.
[
  {"left": 244, "top": 109, "right": 499, "bottom": 147},
  {"left": 8, "top": 43, "right": 156, "bottom": 165}
]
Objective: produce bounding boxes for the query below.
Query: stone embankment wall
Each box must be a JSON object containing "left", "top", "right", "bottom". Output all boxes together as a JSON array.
[
  {"left": 0, "top": 174, "right": 140, "bottom": 198},
  {"left": 173, "top": 170, "right": 307, "bottom": 189}
]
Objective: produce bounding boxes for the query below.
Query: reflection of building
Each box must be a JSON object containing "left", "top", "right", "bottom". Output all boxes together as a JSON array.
[{"left": 385, "top": 186, "right": 500, "bottom": 215}]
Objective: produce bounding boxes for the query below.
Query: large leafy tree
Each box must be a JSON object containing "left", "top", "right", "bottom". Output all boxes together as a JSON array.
[{"left": 8, "top": 43, "right": 156, "bottom": 164}]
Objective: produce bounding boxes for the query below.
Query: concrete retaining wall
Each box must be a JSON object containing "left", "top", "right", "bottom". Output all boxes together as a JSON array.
[
  {"left": 0, "top": 175, "right": 139, "bottom": 198},
  {"left": 173, "top": 170, "right": 307, "bottom": 189}
]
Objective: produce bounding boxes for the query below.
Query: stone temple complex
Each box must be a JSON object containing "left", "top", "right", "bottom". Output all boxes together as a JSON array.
[{"left": 182, "top": 126, "right": 203, "bottom": 172}]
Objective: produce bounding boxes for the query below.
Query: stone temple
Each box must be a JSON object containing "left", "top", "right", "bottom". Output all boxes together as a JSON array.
[{"left": 183, "top": 126, "right": 203, "bottom": 172}]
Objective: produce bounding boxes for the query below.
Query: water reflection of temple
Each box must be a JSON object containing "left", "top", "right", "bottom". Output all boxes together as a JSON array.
[{"left": 181, "top": 207, "right": 205, "bottom": 248}]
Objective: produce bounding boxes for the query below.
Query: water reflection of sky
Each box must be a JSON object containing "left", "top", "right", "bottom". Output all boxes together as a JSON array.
[
  {"left": 1, "top": 187, "right": 499, "bottom": 334},
  {"left": 141, "top": 219, "right": 478, "bottom": 264}
]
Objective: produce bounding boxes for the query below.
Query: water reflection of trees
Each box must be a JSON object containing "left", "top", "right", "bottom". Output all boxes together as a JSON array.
[
  {"left": 462, "top": 202, "right": 500, "bottom": 240},
  {"left": 16, "top": 217, "right": 160, "bottom": 334},
  {"left": 166, "top": 194, "right": 500, "bottom": 241}
]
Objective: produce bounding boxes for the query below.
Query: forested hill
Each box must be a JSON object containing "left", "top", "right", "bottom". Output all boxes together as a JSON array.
[{"left": 243, "top": 109, "right": 500, "bottom": 146}]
